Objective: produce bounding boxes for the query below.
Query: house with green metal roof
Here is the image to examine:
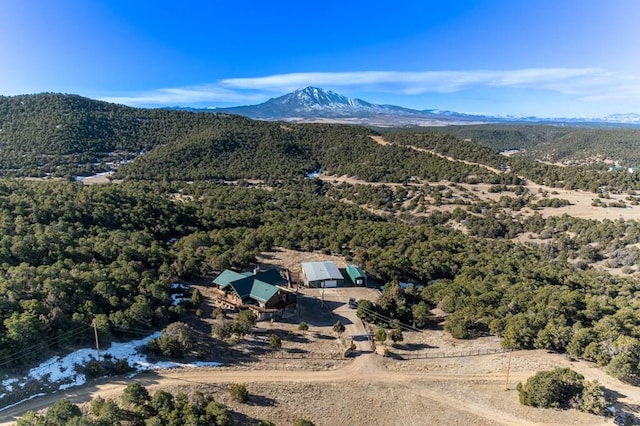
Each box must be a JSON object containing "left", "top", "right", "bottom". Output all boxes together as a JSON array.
[
  {"left": 211, "top": 268, "right": 295, "bottom": 320},
  {"left": 212, "top": 269, "right": 253, "bottom": 289}
]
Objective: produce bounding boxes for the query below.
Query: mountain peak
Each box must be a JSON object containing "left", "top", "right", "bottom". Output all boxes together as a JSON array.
[
  {"left": 212, "top": 86, "right": 485, "bottom": 125},
  {"left": 288, "top": 86, "right": 361, "bottom": 108}
]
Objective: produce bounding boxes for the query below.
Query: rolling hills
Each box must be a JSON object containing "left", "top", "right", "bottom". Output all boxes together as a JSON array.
[
  {"left": 3, "top": 92, "right": 640, "bottom": 182},
  {"left": 0, "top": 94, "right": 263, "bottom": 177},
  {"left": 5, "top": 91, "right": 640, "bottom": 423}
]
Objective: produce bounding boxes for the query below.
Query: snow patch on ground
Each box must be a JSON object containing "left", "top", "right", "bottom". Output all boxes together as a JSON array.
[
  {"left": 0, "top": 332, "right": 222, "bottom": 411},
  {"left": 171, "top": 294, "right": 190, "bottom": 305},
  {"left": 170, "top": 282, "right": 190, "bottom": 305},
  {"left": 171, "top": 282, "right": 189, "bottom": 290},
  {"left": 306, "top": 169, "right": 322, "bottom": 179},
  {"left": 0, "top": 379, "right": 17, "bottom": 392},
  {"left": 75, "top": 171, "right": 114, "bottom": 181}
]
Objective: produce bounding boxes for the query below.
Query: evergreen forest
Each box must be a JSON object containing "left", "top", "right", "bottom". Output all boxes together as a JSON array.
[{"left": 2, "top": 93, "right": 640, "bottom": 387}]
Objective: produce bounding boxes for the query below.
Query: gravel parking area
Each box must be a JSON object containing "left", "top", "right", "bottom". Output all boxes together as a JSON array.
[{"left": 297, "top": 286, "right": 381, "bottom": 351}]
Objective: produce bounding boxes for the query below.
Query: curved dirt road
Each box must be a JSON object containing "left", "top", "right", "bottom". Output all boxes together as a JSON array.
[{"left": 1, "top": 350, "right": 634, "bottom": 425}]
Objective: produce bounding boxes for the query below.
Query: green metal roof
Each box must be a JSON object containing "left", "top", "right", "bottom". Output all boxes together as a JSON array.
[
  {"left": 250, "top": 280, "right": 281, "bottom": 303},
  {"left": 254, "top": 268, "right": 287, "bottom": 286},
  {"left": 346, "top": 265, "right": 366, "bottom": 279},
  {"left": 213, "top": 269, "right": 285, "bottom": 303},
  {"left": 212, "top": 270, "right": 247, "bottom": 289},
  {"left": 228, "top": 275, "right": 255, "bottom": 299}
]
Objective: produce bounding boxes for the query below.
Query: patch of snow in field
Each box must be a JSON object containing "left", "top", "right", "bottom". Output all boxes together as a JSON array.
[
  {"left": 1, "top": 378, "right": 17, "bottom": 392},
  {"left": 75, "top": 171, "right": 114, "bottom": 181},
  {"left": 59, "top": 374, "right": 86, "bottom": 391},
  {"left": 171, "top": 294, "right": 190, "bottom": 305},
  {"left": 141, "top": 361, "right": 223, "bottom": 370},
  {"left": 170, "top": 283, "right": 190, "bottom": 306},
  {"left": 0, "top": 331, "right": 222, "bottom": 410},
  {"left": 306, "top": 169, "right": 322, "bottom": 179},
  {"left": 171, "top": 282, "right": 189, "bottom": 290}
]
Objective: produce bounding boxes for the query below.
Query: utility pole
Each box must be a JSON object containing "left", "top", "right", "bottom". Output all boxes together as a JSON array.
[
  {"left": 92, "top": 319, "right": 101, "bottom": 362},
  {"left": 504, "top": 349, "right": 513, "bottom": 390}
]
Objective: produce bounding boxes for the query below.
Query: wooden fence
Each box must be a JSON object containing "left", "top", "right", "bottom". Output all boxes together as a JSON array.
[
  {"left": 394, "top": 347, "right": 508, "bottom": 360},
  {"left": 256, "top": 350, "right": 346, "bottom": 360}
]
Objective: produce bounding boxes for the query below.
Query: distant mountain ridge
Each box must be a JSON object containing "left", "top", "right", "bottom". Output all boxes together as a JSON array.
[
  {"left": 603, "top": 113, "right": 640, "bottom": 124},
  {"left": 211, "top": 86, "right": 484, "bottom": 126},
  {"left": 178, "top": 86, "right": 640, "bottom": 127}
]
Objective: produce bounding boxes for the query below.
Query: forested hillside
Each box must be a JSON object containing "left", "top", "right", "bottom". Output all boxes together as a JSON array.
[
  {"left": 420, "top": 124, "right": 640, "bottom": 167},
  {"left": 115, "top": 123, "right": 511, "bottom": 184},
  {"left": 4, "top": 94, "right": 640, "bottom": 195},
  {"left": 2, "top": 178, "right": 640, "bottom": 382},
  {"left": 0, "top": 94, "right": 267, "bottom": 177},
  {"left": 5, "top": 94, "right": 640, "bottom": 385}
]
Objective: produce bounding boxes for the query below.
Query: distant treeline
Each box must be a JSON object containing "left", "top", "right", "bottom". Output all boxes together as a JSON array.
[
  {"left": 3, "top": 94, "right": 640, "bottom": 194},
  {"left": 412, "top": 123, "right": 640, "bottom": 167}
]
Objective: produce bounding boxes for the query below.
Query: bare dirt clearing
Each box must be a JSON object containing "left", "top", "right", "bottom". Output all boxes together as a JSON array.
[{"left": 367, "top": 134, "right": 640, "bottom": 221}]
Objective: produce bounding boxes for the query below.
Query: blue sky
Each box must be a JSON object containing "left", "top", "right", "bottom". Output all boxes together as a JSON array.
[{"left": 1, "top": 0, "right": 639, "bottom": 117}]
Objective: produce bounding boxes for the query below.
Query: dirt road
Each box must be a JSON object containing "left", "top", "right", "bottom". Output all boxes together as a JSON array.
[
  {"left": 1, "top": 350, "right": 634, "bottom": 425},
  {"left": 369, "top": 135, "right": 505, "bottom": 175}
]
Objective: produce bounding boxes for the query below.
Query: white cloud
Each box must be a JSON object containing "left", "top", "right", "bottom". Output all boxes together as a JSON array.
[
  {"left": 99, "top": 68, "right": 640, "bottom": 109},
  {"left": 221, "top": 68, "right": 621, "bottom": 96},
  {"left": 99, "top": 85, "right": 266, "bottom": 106}
]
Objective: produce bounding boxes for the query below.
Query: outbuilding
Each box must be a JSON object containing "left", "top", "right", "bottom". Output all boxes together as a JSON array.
[
  {"left": 346, "top": 265, "right": 367, "bottom": 286},
  {"left": 301, "top": 261, "right": 344, "bottom": 288}
]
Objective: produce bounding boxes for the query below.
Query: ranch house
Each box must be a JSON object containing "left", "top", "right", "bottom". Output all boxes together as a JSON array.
[{"left": 212, "top": 268, "right": 296, "bottom": 320}]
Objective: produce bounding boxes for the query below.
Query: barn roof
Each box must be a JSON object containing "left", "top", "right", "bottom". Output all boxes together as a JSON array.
[{"left": 301, "top": 261, "right": 343, "bottom": 282}]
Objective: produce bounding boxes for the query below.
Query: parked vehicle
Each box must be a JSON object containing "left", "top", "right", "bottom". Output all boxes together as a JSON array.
[
  {"left": 348, "top": 298, "right": 358, "bottom": 309},
  {"left": 614, "top": 411, "right": 635, "bottom": 426}
]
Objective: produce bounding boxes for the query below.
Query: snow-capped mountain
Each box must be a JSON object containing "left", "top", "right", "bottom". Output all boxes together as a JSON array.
[
  {"left": 603, "top": 113, "right": 640, "bottom": 124},
  {"left": 213, "top": 86, "right": 482, "bottom": 126},
  {"left": 175, "top": 86, "right": 640, "bottom": 127},
  {"left": 282, "top": 86, "right": 370, "bottom": 110}
]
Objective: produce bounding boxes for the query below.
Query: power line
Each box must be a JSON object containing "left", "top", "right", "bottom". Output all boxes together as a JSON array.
[
  {"left": 0, "top": 325, "right": 89, "bottom": 368},
  {"left": 356, "top": 304, "right": 422, "bottom": 333}
]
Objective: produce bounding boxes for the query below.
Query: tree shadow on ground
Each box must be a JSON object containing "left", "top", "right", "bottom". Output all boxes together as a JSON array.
[
  {"left": 232, "top": 411, "right": 268, "bottom": 425},
  {"left": 393, "top": 342, "right": 438, "bottom": 351},
  {"left": 384, "top": 352, "right": 405, "bottom": 360},
  {"left": 248, "top": 394, "right": 278, "bottom": 407},
  {"left": 286, "top": 334, "right": 310, "bottom": 344},
  {"left": 314, "top": 333, "right": 337, "bottom": 340},
  {"left": 350, "top": 334, "right": 372, "bottom": 343},
  {"left": 253, "top": 328, "right": 311, "bottom": 344}
]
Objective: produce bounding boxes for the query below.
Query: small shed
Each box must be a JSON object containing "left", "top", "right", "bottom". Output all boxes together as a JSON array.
[
  {"left": 346, "top": 265, "right": 367, "bottom": 286},
  {"left": 301, "top": 261, "right": 344, "bottom": 288}
]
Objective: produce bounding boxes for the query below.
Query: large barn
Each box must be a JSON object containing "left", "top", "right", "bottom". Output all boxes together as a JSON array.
[{"left": 301, "top": 261, "right": 345, "bottom": 288}]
